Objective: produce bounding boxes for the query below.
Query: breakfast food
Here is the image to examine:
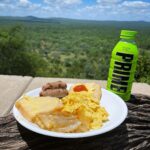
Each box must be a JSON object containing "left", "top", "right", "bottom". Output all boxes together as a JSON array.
[
  {"left": 36, "top": 112, "right": 81, "bottom": 133},
  {"left": 70, "top": 83, "right": 102, "bottom": 103},
  {"left": 40, "top": 89, "right": 68, "bottom": 98},
  {"left": 15, "top": 82, "right": 109, "bottom": 133},
  {"left": 15, "top": 96, "right": 62, "bottom": 122},
  {"left": 62, "top": 92, "right": 108, "bottom": 132},
  {"left": 40, "top": 81, "right": 68, "bottom": 98},
  {"left": 42, "top": 81, "right": 67, "bottom": 90}
]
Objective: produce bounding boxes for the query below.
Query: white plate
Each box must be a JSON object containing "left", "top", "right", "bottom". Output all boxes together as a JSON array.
[{"left": 13, "top": 84, "right": 128, "bottom": 138}]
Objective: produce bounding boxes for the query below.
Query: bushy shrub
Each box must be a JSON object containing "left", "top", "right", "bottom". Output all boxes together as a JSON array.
[{"left": 0, "top": 25, "right": 48, "bottom": 76}]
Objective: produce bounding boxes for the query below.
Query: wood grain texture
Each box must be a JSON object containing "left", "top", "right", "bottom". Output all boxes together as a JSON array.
[
  {"left": 0, "top": 94, "right": 150, "bottom": 150},
  {"left": 0, "top": 75, "right": 33, "bottom": 117}
]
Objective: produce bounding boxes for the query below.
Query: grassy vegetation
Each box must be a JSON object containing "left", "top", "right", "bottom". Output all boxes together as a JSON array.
[{"left": 0, "top": 17, "right": 150, "bottom": 83}]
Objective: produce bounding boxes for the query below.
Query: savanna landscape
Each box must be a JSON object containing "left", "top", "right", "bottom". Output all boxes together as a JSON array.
[{"left": 0, "top": 16, "right": 150, "bottom": 83}]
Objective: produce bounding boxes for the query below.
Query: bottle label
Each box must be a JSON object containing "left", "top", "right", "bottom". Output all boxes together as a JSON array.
[{"left": 110, "top": 52, "right": 134, "bottom": 93}]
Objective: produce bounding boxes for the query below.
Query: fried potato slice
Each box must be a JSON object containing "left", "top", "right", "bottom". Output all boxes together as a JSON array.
[{"left": 35, "top": 112, "right": 81, "bottom": 133}]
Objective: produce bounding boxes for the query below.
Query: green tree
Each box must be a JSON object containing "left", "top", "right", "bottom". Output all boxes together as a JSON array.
[
  {"left": 0, "top": 25, "right": 48, "bottom": 76},
  {"left": 135, "top": 51, "right": 150, "bottom": 84}
]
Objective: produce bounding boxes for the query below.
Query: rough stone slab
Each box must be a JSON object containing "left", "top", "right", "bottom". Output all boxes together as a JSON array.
[
  {"left": 0, "top": 75, "right": 32, "bottom": 116},
  {"left": 5, "top": 76, "right": 150, "bottom": 115},
  {"left": 132, "top": 83, "right": 150, "bottom": 96},
  {"left": 25, "top": 77, "right": 150, "bottom": 96},
  {"left": 24, "top": 77, "right": 107, "bottom": 93}
]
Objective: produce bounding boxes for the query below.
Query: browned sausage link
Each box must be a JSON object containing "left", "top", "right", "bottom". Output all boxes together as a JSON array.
[
  {"left": 40, "top": 89, "right": 68, "bottom": 98},
  {"left": 42, "top": 81, "right": 67, "bottom": 91},
  {"left": 42, "top": 83, "right": 51, "bottom": 91}
]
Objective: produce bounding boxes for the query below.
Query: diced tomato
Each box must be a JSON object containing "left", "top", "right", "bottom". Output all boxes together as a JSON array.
[{"left": 73, "top": 85, "right": 88, "bottom": 92}]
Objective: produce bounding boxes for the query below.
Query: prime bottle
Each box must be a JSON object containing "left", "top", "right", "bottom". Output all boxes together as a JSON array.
[{"left": 107, "top": 30, "right": 138, "bottom": 101}]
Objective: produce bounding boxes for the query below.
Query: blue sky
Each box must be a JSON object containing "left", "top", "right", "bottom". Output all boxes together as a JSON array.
[{"left": 0, "top": 0, "right": 150, "bottom": 21}]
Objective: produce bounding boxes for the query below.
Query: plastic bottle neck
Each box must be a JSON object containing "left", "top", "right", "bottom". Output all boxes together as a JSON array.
[{"left": 120, "top": 38, "right": 135, "bottom": 44}]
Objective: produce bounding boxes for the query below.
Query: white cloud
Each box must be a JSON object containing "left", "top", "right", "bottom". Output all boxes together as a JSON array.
[
  {"left": 29, "top": 3, "right": 41, "bottom": 10},
  {"left": 122, "top": 1, "right": 150, "bottom": 8},
  {"left": 0, "top": 3, "right": 5, "bottom": 8},
  {"left": 97, "top": 0, "right": 122, "bottom": 5},
  {"left": 18, "top": 0, "right": 30, "bottom": 7},
  {"left": 19, "top": 0, "right": 29, "bottom": 4},
  {"left": 44, "top": 0, "right": 81, "bottom": 8},
  {"left": 44, "top": 0, "right": 81, "bottom": 5},
  {"left": 41, "top": 0, "right": 82, "bottom": 18},
  {"left": 0, "top": 0, "right": 150, "bottom": 21},
  {"left": 0, "top": 0, "right": 11, "bottom": 3},
  {"left": 64, "top": 0, "right": 81, "bottom": 5},
  {"left": 0, "top": 0, "right": 16, "bottom": 10},
  {"left": 75, "top": 0, "right": 150, "bottom": 21}
]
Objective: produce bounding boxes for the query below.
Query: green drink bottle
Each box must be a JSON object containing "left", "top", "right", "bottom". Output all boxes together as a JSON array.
[{"left": 107, "top": 30, "right": 138, "bottom": 101}]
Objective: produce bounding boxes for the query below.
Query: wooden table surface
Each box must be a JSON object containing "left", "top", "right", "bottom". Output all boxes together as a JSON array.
[{"left": 0, "top": 75, "right": 150, "bottom": 150}]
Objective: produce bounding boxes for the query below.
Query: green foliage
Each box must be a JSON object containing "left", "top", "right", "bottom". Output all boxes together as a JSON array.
[
  {"left": 136, "top": 50, "right": 150, "bottom": 84},
  {"left": 0, "top": 25, "right": 48, "bottom": 76},
  {"left": 0, "top": 18, "right": 150, "bottom": 84}
]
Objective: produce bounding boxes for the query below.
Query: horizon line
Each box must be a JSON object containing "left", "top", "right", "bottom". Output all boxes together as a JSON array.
[{"left": 0, "top": 15, "right": 149, "bottom": 23}]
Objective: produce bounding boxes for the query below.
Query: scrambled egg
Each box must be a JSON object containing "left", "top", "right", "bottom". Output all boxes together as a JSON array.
[{"left": 62, "top": 92, "right": 109, "bottom": 131}]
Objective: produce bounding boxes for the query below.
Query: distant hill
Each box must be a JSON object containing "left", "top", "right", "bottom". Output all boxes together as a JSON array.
[
  {"left": 0, "top": 16, "right": 49, "bottom": 22},
  {"left": 0, "top": 16, "right": 77, "bottom": 23},
  {"left": 0, "top": 16, "right": 150, "bottom": 83},
  {"left": 0, "top": 16, "right": 149, "bottom": 23},
  {"left": 0, "top": 16, "right": 150, "bottom": 29}
]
